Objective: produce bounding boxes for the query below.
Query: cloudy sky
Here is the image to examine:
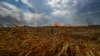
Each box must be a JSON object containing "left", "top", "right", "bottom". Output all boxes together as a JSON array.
[{"left": 0, "top": 0, "right": 100, "bottom": 26}]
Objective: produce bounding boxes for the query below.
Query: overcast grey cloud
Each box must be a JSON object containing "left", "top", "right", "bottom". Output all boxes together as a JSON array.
[{"left": 0, "top": 0, "right": 100, "bottom": 26}]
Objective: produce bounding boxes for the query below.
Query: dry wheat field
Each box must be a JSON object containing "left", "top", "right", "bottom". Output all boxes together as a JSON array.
[{"left": 0, "top": 26, "right": 100, "bottom": 56}]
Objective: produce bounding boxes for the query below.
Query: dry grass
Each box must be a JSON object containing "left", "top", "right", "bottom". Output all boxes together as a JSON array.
[{"left": 0, "top": 26, "right": 100, "bottom": 56}]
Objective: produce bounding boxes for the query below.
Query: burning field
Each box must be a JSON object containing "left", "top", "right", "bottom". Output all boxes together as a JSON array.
[{"left": 0, "top": 26, "right": 100, "bottom": 56}]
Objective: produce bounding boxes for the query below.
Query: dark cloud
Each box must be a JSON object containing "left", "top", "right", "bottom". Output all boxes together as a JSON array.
[
  {"left": 77, "top": 0, "right": 100, "bottom": 13},
  {"left": 72, "top": 0, "right": 100, "bottom": 25},
  {"left": 0, "top": 15, "right": 26, "bottom": 25}
]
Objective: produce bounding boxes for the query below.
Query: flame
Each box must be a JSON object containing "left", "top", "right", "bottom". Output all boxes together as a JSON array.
[{"left": 55, "top": 22, "right": 62, "bottom": 27}]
